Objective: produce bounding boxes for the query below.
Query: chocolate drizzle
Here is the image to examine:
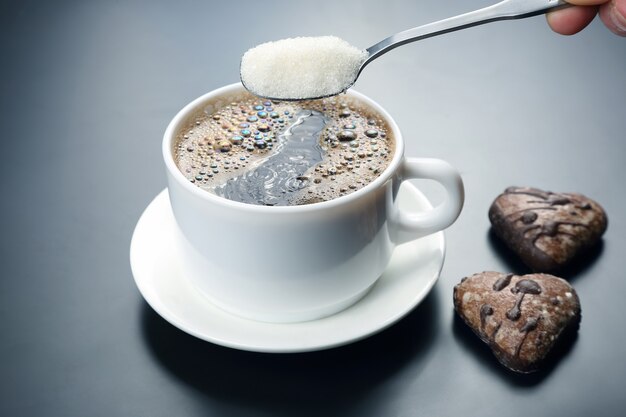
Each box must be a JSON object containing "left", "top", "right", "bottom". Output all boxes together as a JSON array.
[
  {"left": 515, "top": 316, "right": 541, "bottom": 357},
  {"left": 492, "top": 322, "right": 502, "bottom": 339},
  {"left": 535, "top": 330, "right": 547, "bottom": 347},
  {"left": 505, "top": 187, "right": 571, "bottom": 207},
  {"left": 549, "top": 197, "right": 571, "bottom": 206},
  {"left": 512, "top": 279, "right": 542, "bottom": 295},
  {"left": 520, "top": 316, "right": 540, "bottom": 332},
  {"left": 506, "top": 279, "right": 542, "bottom": 321},
  {"left": 493, "top": 274, "right": 514, "bottom": 291},
  {"left": 480, "top": 304, "right": 494, "bottom": 331},
  {"left": 521, "top": 211, "right": 538, "bottom": 224},
  {"left": 506, "top": 301, "right": 523, "bottom": 321},
  {"left": 504, "top": 187, "right": 551, "bottom": 200},
  {"left": 542, "top": 221, "right": 560, "bottom": 237}
]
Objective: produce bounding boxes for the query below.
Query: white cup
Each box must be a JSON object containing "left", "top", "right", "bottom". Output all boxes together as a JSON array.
[{"left": 163, "top": 83, "right": 464, "bottom": 323}]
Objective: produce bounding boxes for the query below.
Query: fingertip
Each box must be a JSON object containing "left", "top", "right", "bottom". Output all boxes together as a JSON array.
[
  {"left": 599, "top": 0, "right": 626, "bottom": 36},
  {"left": 546, "top": 11, "right": 568, "bottom": 35},
  {"left": 546, "top": 6, "right": 599, "bottom": 35}
]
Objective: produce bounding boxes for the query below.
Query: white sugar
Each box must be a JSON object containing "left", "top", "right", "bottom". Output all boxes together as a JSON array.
[{"left": 240, "top": 36, "right": 368, "bottom": 100}]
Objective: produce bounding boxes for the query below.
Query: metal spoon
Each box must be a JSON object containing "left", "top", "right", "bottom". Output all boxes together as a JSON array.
[{"left": 241, "top": 0, "right": 569, "bottom": 101}]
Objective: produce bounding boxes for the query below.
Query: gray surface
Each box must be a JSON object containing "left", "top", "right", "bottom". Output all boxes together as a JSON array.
[{"left": 1, "top": 0, "right": 625, "bottom": 416}]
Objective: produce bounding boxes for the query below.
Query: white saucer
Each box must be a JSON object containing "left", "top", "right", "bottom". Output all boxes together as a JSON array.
[{"left": 130, "top": 183, "right": 445, "bottom": 353}]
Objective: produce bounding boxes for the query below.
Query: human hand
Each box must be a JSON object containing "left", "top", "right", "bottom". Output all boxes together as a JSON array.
[{"left": 547, "top": 0, "right": 626, "bottom": 35}]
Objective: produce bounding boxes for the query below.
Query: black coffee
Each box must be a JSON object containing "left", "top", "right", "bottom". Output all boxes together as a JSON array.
[{"left": 174, "top": 91, "right": 395, "bottom": 206}]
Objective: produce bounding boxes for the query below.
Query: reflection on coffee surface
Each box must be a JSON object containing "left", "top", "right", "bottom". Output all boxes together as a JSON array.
[{"left": 174, "top": 91, "right": 395, "bottom": 205}]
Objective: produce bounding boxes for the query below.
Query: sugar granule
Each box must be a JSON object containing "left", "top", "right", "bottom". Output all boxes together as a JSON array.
[{"left": 240, "top": 36, "right": 368, "bottom": 100}]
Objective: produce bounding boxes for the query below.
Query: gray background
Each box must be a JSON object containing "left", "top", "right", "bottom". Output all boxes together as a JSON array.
[{"left": 1, "top": 0, "right": 625, "bottom": 416}]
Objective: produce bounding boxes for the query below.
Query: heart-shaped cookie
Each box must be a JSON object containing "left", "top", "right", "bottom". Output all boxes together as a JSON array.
[
  {"left": 453, "top": 271, "right": 581, "bottom": 373},
  {"left": 489, "top": 186, "right": 607, "bottom": 272}
]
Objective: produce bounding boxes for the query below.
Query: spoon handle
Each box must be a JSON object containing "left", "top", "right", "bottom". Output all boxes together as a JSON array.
[{"left": 363, "top": 0, "right": 569, "bottom": 68}]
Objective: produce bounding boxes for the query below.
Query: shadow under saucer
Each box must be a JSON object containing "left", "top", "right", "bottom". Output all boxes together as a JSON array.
[{"left": 139, "top": 286, "right": 442, "bottom": 416}]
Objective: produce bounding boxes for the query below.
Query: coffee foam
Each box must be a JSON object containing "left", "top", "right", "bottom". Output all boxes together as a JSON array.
[{"left": 174, "top": 91, "right": 395, "bottom": 206}]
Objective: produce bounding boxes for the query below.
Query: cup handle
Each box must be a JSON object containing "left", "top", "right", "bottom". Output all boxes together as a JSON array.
[{"left": 391, "top": 157, "right": 464, "bottom": 245}]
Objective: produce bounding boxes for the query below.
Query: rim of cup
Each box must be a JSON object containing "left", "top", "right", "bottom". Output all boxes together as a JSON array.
[{"left": 162, "top": 83, "right": 405, "bottom": 213}]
